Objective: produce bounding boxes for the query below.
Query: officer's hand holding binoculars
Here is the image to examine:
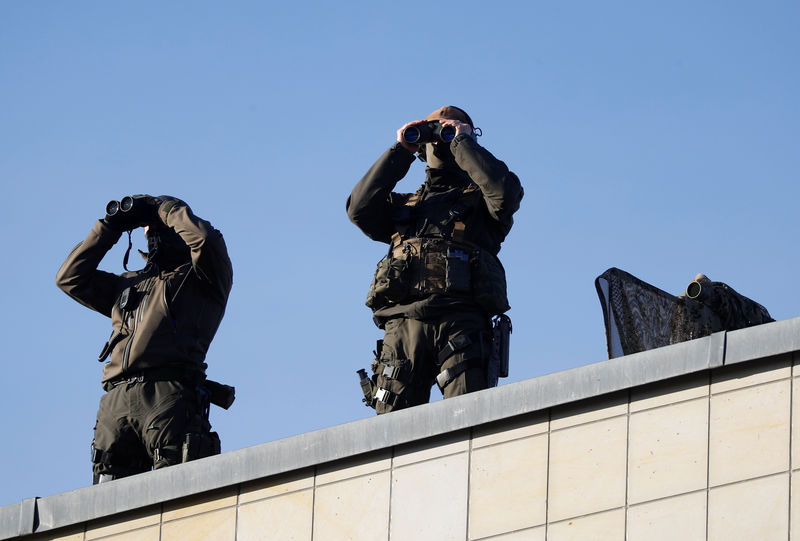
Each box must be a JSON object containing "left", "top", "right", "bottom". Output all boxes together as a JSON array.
[
  {"left": 103, "top": 194, "right": 161, "bottom": 231},
  {"left": 397, "top": 119, "right": 426, "bottom": 153},
  {"left": 397, "top": 118, "right": 472, "bottom": 154},
  {"left": 438, "top": 118, "right": 473, "bottom": 138}
]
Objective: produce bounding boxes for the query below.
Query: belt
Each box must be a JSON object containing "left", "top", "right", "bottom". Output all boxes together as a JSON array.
[{"left": 104, "top": 366, "right": 196, "bottom": 390}]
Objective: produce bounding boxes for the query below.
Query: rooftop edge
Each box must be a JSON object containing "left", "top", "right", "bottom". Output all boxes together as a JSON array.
[{"left": 3, "top": 316, "right": 799, "bottom": 539}]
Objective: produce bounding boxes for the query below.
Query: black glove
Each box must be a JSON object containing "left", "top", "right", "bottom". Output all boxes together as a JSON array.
[
  {"left": 154, "top": 195, "right": 185, "bottom": 220},
  {"left": 103, "top": 194, "right": 160, "bottom": 231}
]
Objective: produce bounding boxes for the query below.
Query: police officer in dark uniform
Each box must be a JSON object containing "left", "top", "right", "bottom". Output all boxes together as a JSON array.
[
  {"left": 57, "top": 195, "right": 233, "bottom": 482},
  {"left": 347, "top": 106, "right": 523, "bottom": 414}
]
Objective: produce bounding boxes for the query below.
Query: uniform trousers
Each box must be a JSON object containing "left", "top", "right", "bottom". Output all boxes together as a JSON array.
[
  {"left": 374, "top": 310, "right": 490, "bottom": 414},
  {"left": 91, "top": 380, "right": 205, "bottom": 481}
]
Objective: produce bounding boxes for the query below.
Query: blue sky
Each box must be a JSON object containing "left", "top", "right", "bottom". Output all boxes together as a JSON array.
[{"left": 1, "top": 1, "right": 798, "bottom": 507}]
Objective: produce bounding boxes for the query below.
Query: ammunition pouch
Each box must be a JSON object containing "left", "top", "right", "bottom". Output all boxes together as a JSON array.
[
  {"left": 472, "top": 251, "right": 510, "bottom": 315},
  {"left": 365, "top": 237, "right": 510, "bottom": 315},
  {"left": 366, "top": 253, "right": 410, "bottom": 309}
]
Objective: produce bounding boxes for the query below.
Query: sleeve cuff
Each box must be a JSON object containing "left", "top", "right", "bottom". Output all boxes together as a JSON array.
[
  {"left": 157, "top": 198, "right": 185, "bottom": 224},
  {"left": 388, "top": 142, "right": 417, "bottom": 165},
  {"left": 94, "top": 220, "right": 123, "bottom": 244},
  {"left": 450, "top": 133, "right": 475, "bottom": 150}
]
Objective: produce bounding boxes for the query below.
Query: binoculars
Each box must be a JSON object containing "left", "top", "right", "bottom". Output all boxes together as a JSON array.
[
  {"left": 104, "top": 195, "right": 159, "bottom": 231},
  {"left": 105, "top": 196, "right": 137, "bottom": 217},
  {"left": 402, "top": 121, "right": 456, "bottom": 145}
]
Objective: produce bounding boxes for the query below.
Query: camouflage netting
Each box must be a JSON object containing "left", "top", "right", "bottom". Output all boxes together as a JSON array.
[{"left": 595, "top": 268, "right": 773, "bottom": 359}]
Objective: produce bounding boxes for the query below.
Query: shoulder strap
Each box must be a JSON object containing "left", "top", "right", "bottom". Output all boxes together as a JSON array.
[
  {"left": 405, "top": 186, "right": 424, "bottom": 208},
  {"left": 449, "top": 184, "right": 482, "bottom": 243}
]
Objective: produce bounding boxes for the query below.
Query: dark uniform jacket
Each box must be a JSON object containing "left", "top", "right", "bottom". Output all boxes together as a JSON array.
[
  {"left": 57, "top": 202, "right": 233, "bottom": 385},
  {"left": 347, "top": 134, "right": 523, "bottom": 320}
]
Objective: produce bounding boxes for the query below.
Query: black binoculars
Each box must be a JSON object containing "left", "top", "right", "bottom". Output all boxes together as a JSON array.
[
  {"left": 105, "top": 196, "right": 136, "bottom": 217},
  {"left": 402, "top": 121, "right": 456, "bottom": 144},
  {"left": 106, "top": 195, "right": 159, "bottom": 219},
  {"left": 104, "top": 195, "right": 159, "bottom": 231}
]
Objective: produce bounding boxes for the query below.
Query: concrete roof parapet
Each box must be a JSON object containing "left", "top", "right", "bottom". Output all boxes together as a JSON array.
[{"left": 1, "top": 316, "right": 798, "bottom": 540}]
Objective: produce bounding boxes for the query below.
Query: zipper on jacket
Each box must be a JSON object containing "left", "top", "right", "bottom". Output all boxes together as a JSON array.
[
  {"left": 122, "top": 276, "right": 154, "bottom": 373},
  {"left": 163, "top": 284, "right": 177, "bottom": 329},
  {"left": 164, "top": 266, "right": 192, "bottom": 329},
  {"left": 139, "top": 282, "right": 150, "bottom": 322}
]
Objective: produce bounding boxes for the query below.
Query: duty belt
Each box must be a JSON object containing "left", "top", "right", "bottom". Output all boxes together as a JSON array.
[{"left": 104, "top": 366, "right": 197, "bottom": 390}]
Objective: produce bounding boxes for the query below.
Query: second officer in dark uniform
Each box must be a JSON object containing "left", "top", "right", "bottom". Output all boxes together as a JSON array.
[
  {"left": 347, "top": 106, "right": 523, "bottom": 414},
  {"left": 57, "top": 195, "right": 233, "bottom": 482}
]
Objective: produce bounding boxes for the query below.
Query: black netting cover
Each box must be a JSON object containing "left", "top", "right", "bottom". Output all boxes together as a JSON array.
[{"left": 595, "top": 267, "right": 773, "bottom": 359}]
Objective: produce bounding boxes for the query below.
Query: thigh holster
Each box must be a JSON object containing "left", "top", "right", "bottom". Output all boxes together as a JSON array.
[
  {"left": 436, "top": 333, "right": 484, "bottom": 390},
  {"left": 376, "top": 358, "right": 412, "bottom": 383},
  {"left": 373, "top": 357, "right": 412, "bottom": 409},
  {"left": 181, "top": 431, "right": 221, "bottom": 463},
  {"left": 91, "top": 444, "right": 112, "bottom": 467},
  {"left": 91, "top": 443, "right": 150, "bottom": 481}
]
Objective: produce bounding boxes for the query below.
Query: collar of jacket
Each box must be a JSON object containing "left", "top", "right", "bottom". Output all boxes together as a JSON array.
[{"left": 425, "top": 168, "right": 471, "bottom": 191}]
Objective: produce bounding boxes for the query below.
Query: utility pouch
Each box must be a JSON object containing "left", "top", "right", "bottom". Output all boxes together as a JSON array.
[
  {"left": 181, "top": 431, "right": 221, "bottom": 463},
  {"left": 118, "top": 286, "right": 142, "bottom": 311},
  {"left": 205, "top": 380, "right": 236, "bottom": 410},
  {"left": 445, "top": 247, "right": 471, "bottom": 294},
  {"left": 488, "top": 314, "right": 512, "bottom": 387},
  {"left": 471, "top": 250, "right": 510, "bottom": 315},
  {"left": 366, "top": 254, "right": 409, "bottom": 308}
]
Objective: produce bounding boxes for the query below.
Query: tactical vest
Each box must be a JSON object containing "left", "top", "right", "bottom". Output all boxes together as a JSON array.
[{"left": 366, "top": 183, "right": 510, "bottom": 315}]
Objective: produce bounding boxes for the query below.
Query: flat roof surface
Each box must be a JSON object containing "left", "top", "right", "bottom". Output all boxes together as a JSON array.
[{"left": 3, "top": 316, "right": 799, "bottom": 539}]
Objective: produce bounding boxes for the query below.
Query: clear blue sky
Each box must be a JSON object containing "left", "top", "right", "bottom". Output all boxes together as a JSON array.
[{"left": 1, "top": 1, "right": 798, "bottom": 507}]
